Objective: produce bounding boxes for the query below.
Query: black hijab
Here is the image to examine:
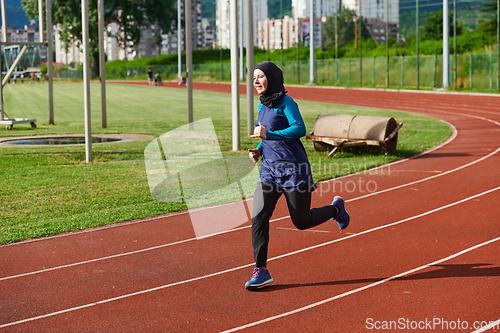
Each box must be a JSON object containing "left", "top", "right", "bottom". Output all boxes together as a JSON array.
[{"left": 255, "top": 61, "right": 287, "bottom": 108}]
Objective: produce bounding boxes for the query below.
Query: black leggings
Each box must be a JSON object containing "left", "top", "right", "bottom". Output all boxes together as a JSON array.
[{"left": 251, "top": 182, "right": 337, "bottom": 268}]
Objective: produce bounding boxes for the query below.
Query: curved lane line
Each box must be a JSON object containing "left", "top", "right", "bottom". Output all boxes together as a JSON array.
[
  {"left": 2, "top": 110, "right": 499, "bottom": 282},
  {"left": 1, "top": 186, "right": 499, "bottom": 329},
  {"left": 221, "top": 236, "right": 500, "bottom": 333}
]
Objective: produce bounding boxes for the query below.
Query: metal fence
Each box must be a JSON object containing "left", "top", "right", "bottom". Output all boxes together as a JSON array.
[{"left": 55, "top": 53, "right": 499, "bottom": 91}]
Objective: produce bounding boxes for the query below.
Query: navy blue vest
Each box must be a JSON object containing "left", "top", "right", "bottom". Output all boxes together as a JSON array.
[{"left": 257, "top": 104, "right": 316, "bottom": 191}]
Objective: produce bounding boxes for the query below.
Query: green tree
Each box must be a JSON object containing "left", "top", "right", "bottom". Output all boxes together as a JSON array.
[
  {"left": 480, "top": 0, "right": 498, "bottom": 34},
  {"left": 323, "top": 8, "right": 371, "bottom": 51},
  {"left": 268, "top": 0, "right": 292, "bottom": 19},
  {"left": 422, "top": 9, "right": 462, "bottom": 41},
  {"left": 22, "top": 0, "right": 175, "bottom": 77}
]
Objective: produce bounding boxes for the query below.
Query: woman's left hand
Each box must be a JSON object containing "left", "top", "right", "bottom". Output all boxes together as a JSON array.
[{"left": 250, "top": 122, "right": 267, "bottom": 140}]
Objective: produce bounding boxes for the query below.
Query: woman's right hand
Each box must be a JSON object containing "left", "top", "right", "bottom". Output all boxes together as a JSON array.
[{"left": 248, "top": 149, "right": 261, "bottom": 163}]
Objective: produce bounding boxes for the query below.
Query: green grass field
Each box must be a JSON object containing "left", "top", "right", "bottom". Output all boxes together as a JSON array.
[{"left": 0, "top": 83, "right": 451, "bottom": 244}]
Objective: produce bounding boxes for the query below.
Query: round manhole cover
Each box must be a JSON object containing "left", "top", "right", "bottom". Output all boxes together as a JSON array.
[{"left": 0, "top": 134, "right": 154, "bottom": 147}]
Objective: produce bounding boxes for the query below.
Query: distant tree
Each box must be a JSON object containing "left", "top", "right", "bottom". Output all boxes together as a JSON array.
[
  {"left": 323, "top": 8, "right": 371, "bottom": 51},
  {"left": 480, "top": 0, "right": 498, "bottom": 34},
  {"left": 202, "top": 0, "right": 216, "bottom": 27},
  {"left": 422, "top": 9, "right": 462, "bottom": 41},
  {"left": 22, "top": 0, "right": 175, "bottom": 77},
  {"left": 398, "top": 10, "right": 428, "bottom": 39},
  {"left": 268, "top": 0, "right": 292, "bottom": 19},
  {"left": 482, "top": 0, "right": 498, "bottom": 12}
]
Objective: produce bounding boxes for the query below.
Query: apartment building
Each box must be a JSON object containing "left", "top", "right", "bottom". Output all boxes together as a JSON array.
[
  {"left": 258, "top": 16, "right": 321, "bottom": 51},
  {"left": 216, "top": 0, "right": 267, "bottom": 48},
  {"left": 160, "top": 0, "right": 211, "bottom": 55},
  {"left": 292, "top": 0, "right": 338, "bottom": 19},
  {"left": 1, "top": 25, "right": 46, "bottom": 70},
  {"left": 342, "top": 0, "right": 399, "bottom": 40},
  {"left": 365, "top": 18, "right": 398, "bottom": 42}
]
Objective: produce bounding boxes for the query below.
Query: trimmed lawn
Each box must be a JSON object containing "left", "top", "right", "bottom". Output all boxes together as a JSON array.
[{"left": 0, "top": 83, "right": 451, "bottom": 244}]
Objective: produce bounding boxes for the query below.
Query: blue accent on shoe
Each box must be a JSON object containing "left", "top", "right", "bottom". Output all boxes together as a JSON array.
[
  {"left": 331, "top": 196, "right": 350, "bottom": 229},
  {"left": 245, "top": 267, "right": 274, "bottom": 290}
]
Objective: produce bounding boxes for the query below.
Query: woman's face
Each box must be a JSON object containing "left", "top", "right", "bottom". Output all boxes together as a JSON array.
[{"left": 253, "top": 69, "right": 268, "bottom": 95}]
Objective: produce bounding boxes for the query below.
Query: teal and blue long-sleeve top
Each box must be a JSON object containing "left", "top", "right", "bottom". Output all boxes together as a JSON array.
[{"left": 255, "top": 94, "right": 316, "bottom": 191}]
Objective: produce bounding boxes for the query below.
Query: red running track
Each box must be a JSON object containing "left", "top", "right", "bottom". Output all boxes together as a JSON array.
[{"left": 1, "top": 83, "right": 500, "bottom": 332}]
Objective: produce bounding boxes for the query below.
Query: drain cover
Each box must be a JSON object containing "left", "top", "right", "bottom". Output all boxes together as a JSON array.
[
  {"left": 5, "top": 136, "right": 120, "bottom": 145},
  {"left": 0, "top": 134, "right": 154, "bottom": 147}
]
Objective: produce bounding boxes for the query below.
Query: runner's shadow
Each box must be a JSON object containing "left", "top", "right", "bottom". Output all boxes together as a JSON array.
[{"left": 255, "top": 263, "right": 499, "bottom": 292}]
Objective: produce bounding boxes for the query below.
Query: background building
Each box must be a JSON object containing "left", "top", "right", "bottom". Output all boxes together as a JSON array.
[
  {"left": 342, "top": 0, "right": 399, "bottom": 41},
  {"left": 160, "top": 0, "right": 209, "bottom": 55},
  {"left": 258, "top": 16, "right": 321, "bottom": 51},
  {"left": 1, "top": 24, "right": 46, "bottom": 70},
  {"left": 54, "top": 23, "right": 82, "bottom": 65},
  {"left": 292, "top": 0, "right": 338, "bottom": 19},
  {"left": 216, "top": 0, "right": 267, "bottom": 48},
  {"left": 365, "top": 18, "right": 398, "bottom": 42}
]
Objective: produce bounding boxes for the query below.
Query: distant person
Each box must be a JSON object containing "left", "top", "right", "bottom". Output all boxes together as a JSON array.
[
  {"left": 182, "top": 72, "right": 188, "bottom": 86},
  {"left": 155, "top": 71, "right": 163, "bottom": 86},
  {"left": 31, "top": 72, "right": 35, "bottom": 83},
  {"left": 36, "top": 72, "right": 41, "bottom": 83},
  {"left": 20, "top": 73, "right": 24, "bottom": 83},
  {"left": 147, "top": 68, "right": 153, "bottom": 86},
  {"left": 13, "top": 74, "right": 17, "bottom": 84}
]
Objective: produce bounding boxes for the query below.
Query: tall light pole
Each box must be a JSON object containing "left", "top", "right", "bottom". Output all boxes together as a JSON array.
[
  {"left": 46, "top": 0, "right": 54, "bottom": 125},
  {"left": 246, "top": 0, "right": 254, "bottom": 136},
  {"left": 416, "top": 0, "right": 419, "bottom": 89},
  {"left": 230, "top": 0, "right": 240, "bottom": 151},
  {"left": 0, "top": 0, "right": 7, "bottom": 119},
  {"left": 309, "top": 0, "right": 315, "bottom": 83},
  {"left": 185, "top": 0, "right": 193, "bottom": 130},
  {"left": 297, "top": 20, "right": 301, "bottom": 83},
  {"left": 359, "top": 0, "right": 362, "bottom": 87},
  {"left": 178, "top": 0, "right": 182, "bottom": 81},
  {"left": 240, "top": 0, "right": 244, "bottom": 81},
  {"left": 280, "top": 0, "right": 283, "bottom": 67},
  {"left": 385, "top": 0, "right": 389, "bottom": 88},
  {"left": 98, "top": 0, "right": 106, "bottom": 128},
  {"left": 81, "top": 0, "right": 92, "bottom": 162},
  {"left": 453, "top": 0, "right": 457, "bottom": 90},
  {"left": 443, "top": 0, "right": 449, "bottom": 89},
  {"left": 335, "top": 0, "right": 338, "bottom": 85}
]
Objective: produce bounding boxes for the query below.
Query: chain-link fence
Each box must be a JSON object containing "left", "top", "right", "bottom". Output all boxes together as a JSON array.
[{"left": 54, "top": 53, "right": 499, "bottom": 91}]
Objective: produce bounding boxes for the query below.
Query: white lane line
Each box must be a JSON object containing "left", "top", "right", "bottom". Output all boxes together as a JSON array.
[
  {"left": 0, "top": 122, "right": 457, "bottom": 281},
  {"left": 221, "top": 236, "right": 500, "bottom": 333},
  {"left": 349, "top": 145, "right": 500, "bottom": 203},
  {"left": 0, "top": 110, "right": 495, "bottom": 282},
  {"left": 472, "top": 319, "right": 500, "bottom": 333},
  {"left": 4, "top": 131, "right": 500, "bottom": 283},
  {"left": 1, "top": 186, "right": 499, "bottom": 329},
  {"left": 0, "top": 216, "right": 289, "bottom": 282},
  {"left": 0, "top": 102, "right": 460, "bottom": 249},
  {"left": 0, "top": 263, "right": 256, "bottom": 329},
  {"left": 0, "top": 109, "right": 495, "bottom": 281}
]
